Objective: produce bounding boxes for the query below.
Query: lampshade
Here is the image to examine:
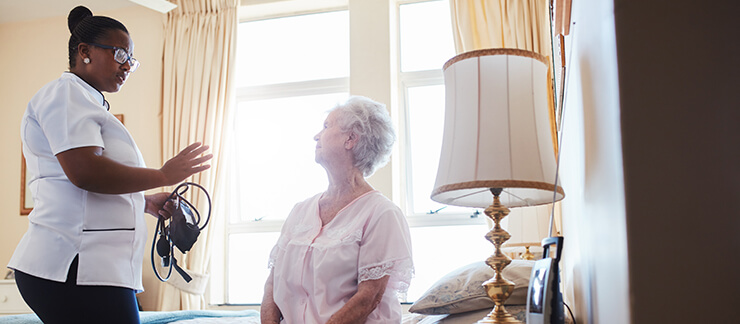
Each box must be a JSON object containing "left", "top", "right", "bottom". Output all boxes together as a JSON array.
[
  {"left": 431, "top": 48, "right": 564, "bottom": 208},
  {"left": 501, "top": 204, "right": 552, "bottom": 250}
]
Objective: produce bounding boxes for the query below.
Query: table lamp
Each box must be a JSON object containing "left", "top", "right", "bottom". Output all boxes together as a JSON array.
[
  {"left": 501, "top": 204, "right": 553, "bottom": 260},
  {"left": 431, "top": 48, "right": 564, "bottom": 323}
]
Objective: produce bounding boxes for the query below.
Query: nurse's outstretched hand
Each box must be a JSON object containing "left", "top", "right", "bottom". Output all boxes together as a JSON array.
[{"left": 159, "top": 142, "right": 213, "bottom": 185}]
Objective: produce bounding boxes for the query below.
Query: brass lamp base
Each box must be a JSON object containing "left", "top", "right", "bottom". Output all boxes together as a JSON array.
[
  {"left": 521, "top": 246, "right": 535, "bottom": 260},
  {"left": 477, "top": 188, "right": 522, "bottom": 324}
]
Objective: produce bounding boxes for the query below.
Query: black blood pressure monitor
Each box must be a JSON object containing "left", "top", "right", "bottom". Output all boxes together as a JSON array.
[{"left": 526, "top": 236, "right": 565, "bottom": 324}]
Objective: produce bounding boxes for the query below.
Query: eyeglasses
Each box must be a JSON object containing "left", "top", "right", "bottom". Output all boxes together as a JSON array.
[{"left": 88, "top": 43, "right": 140, "bottom": 72}]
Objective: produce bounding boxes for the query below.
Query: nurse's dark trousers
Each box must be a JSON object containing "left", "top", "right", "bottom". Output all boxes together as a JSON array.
[{"left": 14, "top": 255, "right": 140, "bottom": 324}]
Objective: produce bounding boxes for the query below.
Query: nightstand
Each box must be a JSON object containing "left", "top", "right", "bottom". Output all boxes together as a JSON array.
[{"left": 0, "top": 279, "right": 32, "bottom": 315}]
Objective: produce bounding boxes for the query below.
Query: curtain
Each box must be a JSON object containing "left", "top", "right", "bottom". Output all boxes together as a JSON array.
[
  {"left": 450, "top": 0, "right": 551, "bottom": 55},
  {"left": 450, "top": 0, "right": 558, "bottom": 155},
  {"left": 158, "top": 0, "right": 238, "bottom": 311}
]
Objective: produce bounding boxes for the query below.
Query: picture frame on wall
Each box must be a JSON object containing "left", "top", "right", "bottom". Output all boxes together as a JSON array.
[
  {"left": 550, "top": 0, "right": 573, "bottom": 132},
  {"left": 20, "top": 114, "right": 124, "bottom": 215},
  {"left": 20, "top": 154, "right": 32, "bottom": 215}
]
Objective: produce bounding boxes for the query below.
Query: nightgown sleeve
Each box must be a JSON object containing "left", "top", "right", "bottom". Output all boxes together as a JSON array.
[{"left": 357, "top": 204, "right": 414, "bottom": 293}]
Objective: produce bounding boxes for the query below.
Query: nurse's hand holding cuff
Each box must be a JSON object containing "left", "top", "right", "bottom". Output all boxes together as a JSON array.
[{"left": 145, "top": 192, "right": 173, "bottom": 219}]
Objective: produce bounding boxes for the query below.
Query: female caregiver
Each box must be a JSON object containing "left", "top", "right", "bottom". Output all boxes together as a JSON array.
[
  {"left": 261, "top": 96, "right": 414, "bottom": 323},
  {"left": 7, "top": 6, "right": 212, "bottom": 324}
]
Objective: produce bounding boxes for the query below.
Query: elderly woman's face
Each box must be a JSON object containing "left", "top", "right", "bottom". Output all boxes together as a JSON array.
[{"left": 314, "top": 110, "right": 350, "bottom": 165}]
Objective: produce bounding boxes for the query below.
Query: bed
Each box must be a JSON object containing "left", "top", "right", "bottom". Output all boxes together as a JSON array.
[
  {"left": 0, "top": 260, "right": 571, "bottom": 324},
  {"left": 0, "top": 309, "right": 259, "bottom": 324},
  {"left": 400, "top": 259, "right": 574, "bottom": 324}
]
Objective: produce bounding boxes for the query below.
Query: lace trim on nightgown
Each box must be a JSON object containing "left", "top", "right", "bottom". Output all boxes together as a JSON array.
[
  {"left": 268, "top": 229, "right": 364, "bottom": 268},
  {"left": 290, "top": 223, "right": 313, "bottom": 235},
  {"left": 358, "top": 258, "right": 414, "bottom": 293},
  {"left": 311, "top": 229, "right": 363, "bottom": 251}
]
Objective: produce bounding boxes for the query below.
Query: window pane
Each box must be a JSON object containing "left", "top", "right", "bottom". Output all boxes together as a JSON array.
[
  {"left": 227, "top": 232, "right": 281, "bottom": 303},
  {"left": 399, "top": 0, "right": 455, "bottom": 72},
  {"left": 232, "top": 93, "right": 348, "bottom": 223},
  {"left": 236, "top": 10, "right": 349, "bottom": 87},
  {"left": 407, "top": 85, "right": 468, "bottom": 215},
  {"left": 405, "top": 224, "right": 494, "bottom": 302}
]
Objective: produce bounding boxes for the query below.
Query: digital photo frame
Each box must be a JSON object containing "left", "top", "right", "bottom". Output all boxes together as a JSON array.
[{"left": 526, "top": 236, "right": 565, "bottom": 324}]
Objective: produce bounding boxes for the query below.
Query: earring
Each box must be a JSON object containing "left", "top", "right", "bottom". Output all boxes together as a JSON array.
[{"left": 83, "top": 58, "right": 90, "bottom": 64}]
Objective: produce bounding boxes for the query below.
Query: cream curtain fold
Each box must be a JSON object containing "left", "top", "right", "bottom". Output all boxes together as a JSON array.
[
  {"left": 450, "top": 0, "right": 558, "bottom": 155},
  {"left": 158, "top": 0, "right": 238, "bottom": 311},
  {"left": 450, "top": 0, "right": 551, "bottom": 55}
]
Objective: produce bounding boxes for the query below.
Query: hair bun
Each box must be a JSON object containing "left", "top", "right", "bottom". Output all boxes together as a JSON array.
[{"left": 68, "top": 6, "right": 93, "bottom": 33}]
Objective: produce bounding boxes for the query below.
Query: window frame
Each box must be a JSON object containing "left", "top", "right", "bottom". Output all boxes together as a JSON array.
[
  {"left": 219, "top": 6, "right": 351, "bottom": 305},
  {"left": 394, "top": 0, "right": 486, "bottom": 223}
]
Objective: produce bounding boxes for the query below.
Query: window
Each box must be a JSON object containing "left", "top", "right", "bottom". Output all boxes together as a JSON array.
[
  {"left": 224, "top": 9, "right": 349, "bottom": 304},
  {"left": 217, "top": 0, "right": 495, "bottom": 306},
  {"left": 397, "top": 0, "right": 492, "bottom": 301}
]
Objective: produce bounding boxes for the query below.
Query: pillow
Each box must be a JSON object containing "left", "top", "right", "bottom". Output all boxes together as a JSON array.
[{"left": 409, "top": 260, "right": 533, "bottom": 315}]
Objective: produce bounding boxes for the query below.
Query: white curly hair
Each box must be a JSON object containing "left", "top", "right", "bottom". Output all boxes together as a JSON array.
[{"left": 330, "top": 96, "right": 396, "bottom": 177}]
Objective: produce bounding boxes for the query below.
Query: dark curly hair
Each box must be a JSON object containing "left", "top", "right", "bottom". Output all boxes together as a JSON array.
[{"left": 67, "top": 6, "right": 129, "bottom": 69}]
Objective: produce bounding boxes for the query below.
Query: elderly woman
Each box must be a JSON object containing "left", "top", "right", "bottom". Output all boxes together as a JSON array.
[{"left": 261, "top": 96, "right": 413, "bottom": 323}]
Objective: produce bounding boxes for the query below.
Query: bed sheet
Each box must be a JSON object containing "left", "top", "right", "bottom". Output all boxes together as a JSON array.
[
  {"left": 0, "top": 309, "right": 259, "bottom": 324},
  {"left": 169, "top": 316, "right": 260, "bottom": 324}
]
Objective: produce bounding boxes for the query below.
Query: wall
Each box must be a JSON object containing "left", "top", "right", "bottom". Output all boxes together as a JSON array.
[
  {"left": 562, "top": 0, "right": 740, "bottom": 323},
  {"left": 0, "top": 6, "right": 166, "bottom": 310},
  {"left": 614, "top": 0, "right": 740, "bottom": 323},
  {"left": 349, "top": 0, "right": 394, "bottom": 196},
  {"left": 558, "top": 0, "right": 630, "bottom": 323}
]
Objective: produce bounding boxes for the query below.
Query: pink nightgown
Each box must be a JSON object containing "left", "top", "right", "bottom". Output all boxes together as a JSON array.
[{"left": 269, "top": 190, "right": 413, "bottom": 323}]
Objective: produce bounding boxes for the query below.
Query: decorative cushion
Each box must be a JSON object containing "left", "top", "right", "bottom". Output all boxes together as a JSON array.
[{"left": 409, "top": 260, "right": 533, "bottom": 315}]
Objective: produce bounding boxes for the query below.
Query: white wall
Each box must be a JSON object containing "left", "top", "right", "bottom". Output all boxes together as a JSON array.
[
  {"left": 558, "top": 0, "right": 630, "bottom": 323},
  {"left": 0, "top": 5, "right": 167, "bottom": 310},
  {"left": 562, "top": 0, "right": 740, "bottom": 323}
]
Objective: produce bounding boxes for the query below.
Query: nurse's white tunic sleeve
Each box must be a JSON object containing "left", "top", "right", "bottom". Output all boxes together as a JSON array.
[{"left": 35, "top": 78, "right": 107, "bottom": 154}]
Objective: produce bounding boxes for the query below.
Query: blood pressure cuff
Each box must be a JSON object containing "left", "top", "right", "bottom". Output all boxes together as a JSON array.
[
  {"left": 170, "top": 200, "right": 200, "bottom": 253},
  {"left": 152, "top": 182, "right": 211, "bottom": 283}
]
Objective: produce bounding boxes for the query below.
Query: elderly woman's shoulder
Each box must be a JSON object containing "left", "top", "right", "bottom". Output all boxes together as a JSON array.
[
  {"left": 283, "top": 193, "right": 324, "bottom": 221},
  {"left": 362, "top": 192, "right": 404, "bottom": 216}
]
